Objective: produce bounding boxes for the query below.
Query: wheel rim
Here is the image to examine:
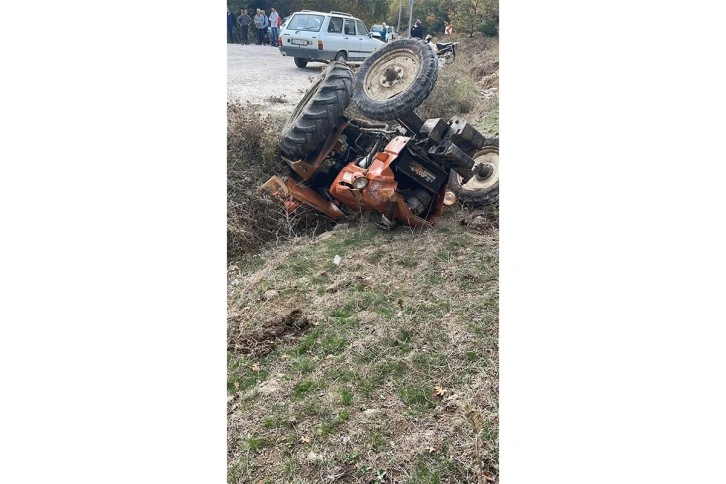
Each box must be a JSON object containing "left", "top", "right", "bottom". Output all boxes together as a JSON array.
[
  {"left": 362, "top": 48, "right": 421, "bottom": 101},
  {"left": 457, "top": 146, "right": 499, "bottom": 192}
]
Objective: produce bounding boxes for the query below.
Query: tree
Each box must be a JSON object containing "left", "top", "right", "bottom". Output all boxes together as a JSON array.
[{"left": 449, "top": 0, "right": 498, "bottom": 36}]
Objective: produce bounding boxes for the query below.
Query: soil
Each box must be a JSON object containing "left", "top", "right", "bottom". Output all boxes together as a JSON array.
[{"left": 229, "top": 308, "right": 312, "bottom": 357}]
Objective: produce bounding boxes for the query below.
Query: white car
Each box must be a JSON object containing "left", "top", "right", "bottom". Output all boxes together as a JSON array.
[
  {"left": 370, "top": 24, "right": 397, "bottom": 42},
  {"left": 278, "top": 10, "right": 384, "bottom": 68}
]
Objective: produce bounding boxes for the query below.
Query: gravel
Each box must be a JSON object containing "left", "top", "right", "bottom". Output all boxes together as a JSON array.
[{"left": 227, "top": 44, "right": 327, "bottom": 116}]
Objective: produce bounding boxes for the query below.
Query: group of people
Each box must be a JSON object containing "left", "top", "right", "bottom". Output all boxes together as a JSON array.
[
  {"left": 227, "top": 7, "right": 281, "bottom": 47},
  {"left": 228, "top": 10, "right": 451, "bottom": 46},
  {"left": 409, "top": 19, "right": 452, "bottom": 39}
]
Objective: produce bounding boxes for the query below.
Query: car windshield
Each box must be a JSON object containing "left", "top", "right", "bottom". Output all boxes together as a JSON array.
[
  {"left": 287, "top": 13, "right": 324, "bottom": 32},
  {"left": 370, "top": 24, "right": 384, "bottom": 32}
]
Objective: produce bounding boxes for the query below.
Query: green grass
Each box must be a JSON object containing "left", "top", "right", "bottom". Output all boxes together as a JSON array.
[
  {"left": 341, "top": 388, "right": 353, "bottom": 406},
  {"left": 227, "top": 361, "right": 268, "bottom": 394},
  {"left": 408, "top": 459, "right": 441, "bottom": 484},
  {"left": 291, "top": 356, "right": 314, "bottom": 374},
  {"left": 321, "top": 333, "right": 347, "bottom": 355},
  {"left": 478, "top": 100, "right": 500, "bottom": 136},
  {"left": 292, "top": 379, "right": 319, "bottom": 400},
  {"left": 291, "top": 327, "right": 322, "bottom": 356},
  {"left": 262, "top": 415, "right": 287, "bottom": 429},
  {"left": 245, "top": 435, "right": 269, "bottom": 452},
  {"left": 398, "top": 385, "right": 435, "bottom": 411}
]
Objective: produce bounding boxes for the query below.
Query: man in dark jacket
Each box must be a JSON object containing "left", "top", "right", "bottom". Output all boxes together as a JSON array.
[
  {"left": 227, "top": 8, "right": 239, "bottom": 43},
  {"left": 410, "top": 19, "right": 423, "bottom": 39}
]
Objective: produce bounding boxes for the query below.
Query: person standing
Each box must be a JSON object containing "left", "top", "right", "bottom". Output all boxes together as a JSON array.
[
  {"left": 425, "top": 34, "right": 437, "bottom": 56},
  {"left": 227, "top": 7, "right": 239, "bottom": 43},
  {"left": 253, "top": 9, "right": 266, "bottom": 45},
  {"left": 380, "top": 22, "right": 387, "bottom": 42},
  {"left": 445, "top": 22, "right": 453, "bottom": 35},
  {"left": 238, "top": 8, "right": 251, "bottom": 45},
  {"left": 269, "top": 7, "right": 280, "bottom": 47},
  {"left": 410, "top": 19, "right": 423, "bottom": 39}
]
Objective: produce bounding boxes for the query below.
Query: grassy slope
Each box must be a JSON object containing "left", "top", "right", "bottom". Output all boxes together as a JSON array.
[{"left": 228, "top": 34, "right": 499, "bottom": 483}]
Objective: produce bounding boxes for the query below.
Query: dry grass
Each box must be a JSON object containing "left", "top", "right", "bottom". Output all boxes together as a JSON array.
[
  {"left": 227, "top": 208, "right": 499, "bottom": 483},
  {"left": 416, "top": 67, "right": 479, "bottom": 122},
  {"left": 416, "top": 33, "right": 499, "bottom": 136},
  {"left": 227, "top": 100, "right": 335, "bottom": 259}
]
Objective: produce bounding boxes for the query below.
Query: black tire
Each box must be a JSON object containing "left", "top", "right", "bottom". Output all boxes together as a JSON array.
[
  {"left": 294, "top": 57, "right": 308, "bottom": 68},
  {"left": 278, "top": 62, "right": 353, "bottom": 160},
  {"left": 334, "top": 51, "right": 347, "bottom": 62},
  {"left": 352, "top": 38, "right": 438, "bottom": 121},
  {"left": 448, "top": 142, "right": 499, "bottom": 207}
]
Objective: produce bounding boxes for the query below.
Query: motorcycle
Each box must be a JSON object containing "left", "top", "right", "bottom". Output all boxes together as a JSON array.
[
  {"left": 435, "top": 41, "right": 459, "bottom": 65},
  {"left": 425, "top": 35, "right": 459, "bottom": 66},
  {"left": 259, "top": 39, "right": 498, "bottom": 230}
]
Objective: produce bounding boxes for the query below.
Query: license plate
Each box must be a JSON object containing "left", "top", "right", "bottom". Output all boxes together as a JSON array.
[{"left": 291, "top": 39, "right": 308, "bottom": 45}]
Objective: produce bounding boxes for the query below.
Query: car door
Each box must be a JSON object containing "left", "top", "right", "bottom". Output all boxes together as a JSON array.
[
  {"left": 323, "top": 16, "right": 346, "bottom": 59},
  {"left": 355, "top": 20, "right": 380, "bottom": 60},
  {"left": 342, "top": 18, "right": 362, "bottom": 61}
]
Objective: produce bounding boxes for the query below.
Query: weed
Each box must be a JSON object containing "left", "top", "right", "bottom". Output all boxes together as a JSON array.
[
  {"left": 266, "top": 94, "right": 287, "bottom": 104},
  {"left": 408, "top": 459, "right": 441, "bottom": 484},
  {"left": 291, "top": 356, "right": 314, "bottom": 374},
  {"left": 340, "top": 388, "right": 353, "bottom": 406},
  {"left": 262, "top": 415, "right": 286, "bottom": 429},
  {"left": 465, "top": 350, "right": 482, "bottom": 362},
  {"left": 398, "top": 385, "right": 435, "bottom": 411},
  {"left": 291, "top": 327, "right": 321, "bottom": 355},
  {"left": 245, "top": 435, "right": 269, "bottom": 452},
  {"left": 321, "top": 334, "right": 347, "bottom": 355},
  {"left": 227, "top": 363, "right": 268, "bottom": 394},
  {"left": 323, "top": 367, "right": 356, "bottom": 384},
  {"left": 282, "top": 457, "right": 298, "bottom": 477},
  {"left": 370, "top": 431, "right": 386, "bottom": 451},
  {"left": 292, "top": 379, "right": 319, "bottom": 400}
]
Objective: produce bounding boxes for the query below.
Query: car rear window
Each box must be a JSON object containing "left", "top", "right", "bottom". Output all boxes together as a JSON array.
[{"left": 287, "top": 13, "right": 324, "bottom": 32}]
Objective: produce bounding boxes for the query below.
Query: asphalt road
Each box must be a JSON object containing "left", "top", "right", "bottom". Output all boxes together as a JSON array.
[{"left": 227, "top": 43, "right": 326, "bottom": 116}]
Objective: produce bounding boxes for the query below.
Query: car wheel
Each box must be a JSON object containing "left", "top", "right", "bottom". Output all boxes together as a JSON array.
[
  {"left": 351, "top": 38, "right": 438, "bottom": 121},
  {"left": 294, "top": 57, "right": 308, "bottom": 68},
  {"left": 334, "top": 51, "right": 347, "bottom": 62},
  {"left": 448, "top": 140, "right": 499, "bottom": 206},
  {"left": 278, "top": 62, "right": 353, "bottom": 161}
]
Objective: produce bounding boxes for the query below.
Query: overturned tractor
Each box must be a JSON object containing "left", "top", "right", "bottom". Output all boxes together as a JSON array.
[{"left": 261, "top": 38, "right": 499, "bottom": 229}]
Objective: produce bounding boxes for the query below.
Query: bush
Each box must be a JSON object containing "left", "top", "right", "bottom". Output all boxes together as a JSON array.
[
  {"left": 227, "top": 101, "right": 334, "bottom": 259},
  {"left": 480, "top": 17, "right": 498, "bottom": 37},
  {"left": 415, "top": 66, "right": 478, "bottom": 121}
]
